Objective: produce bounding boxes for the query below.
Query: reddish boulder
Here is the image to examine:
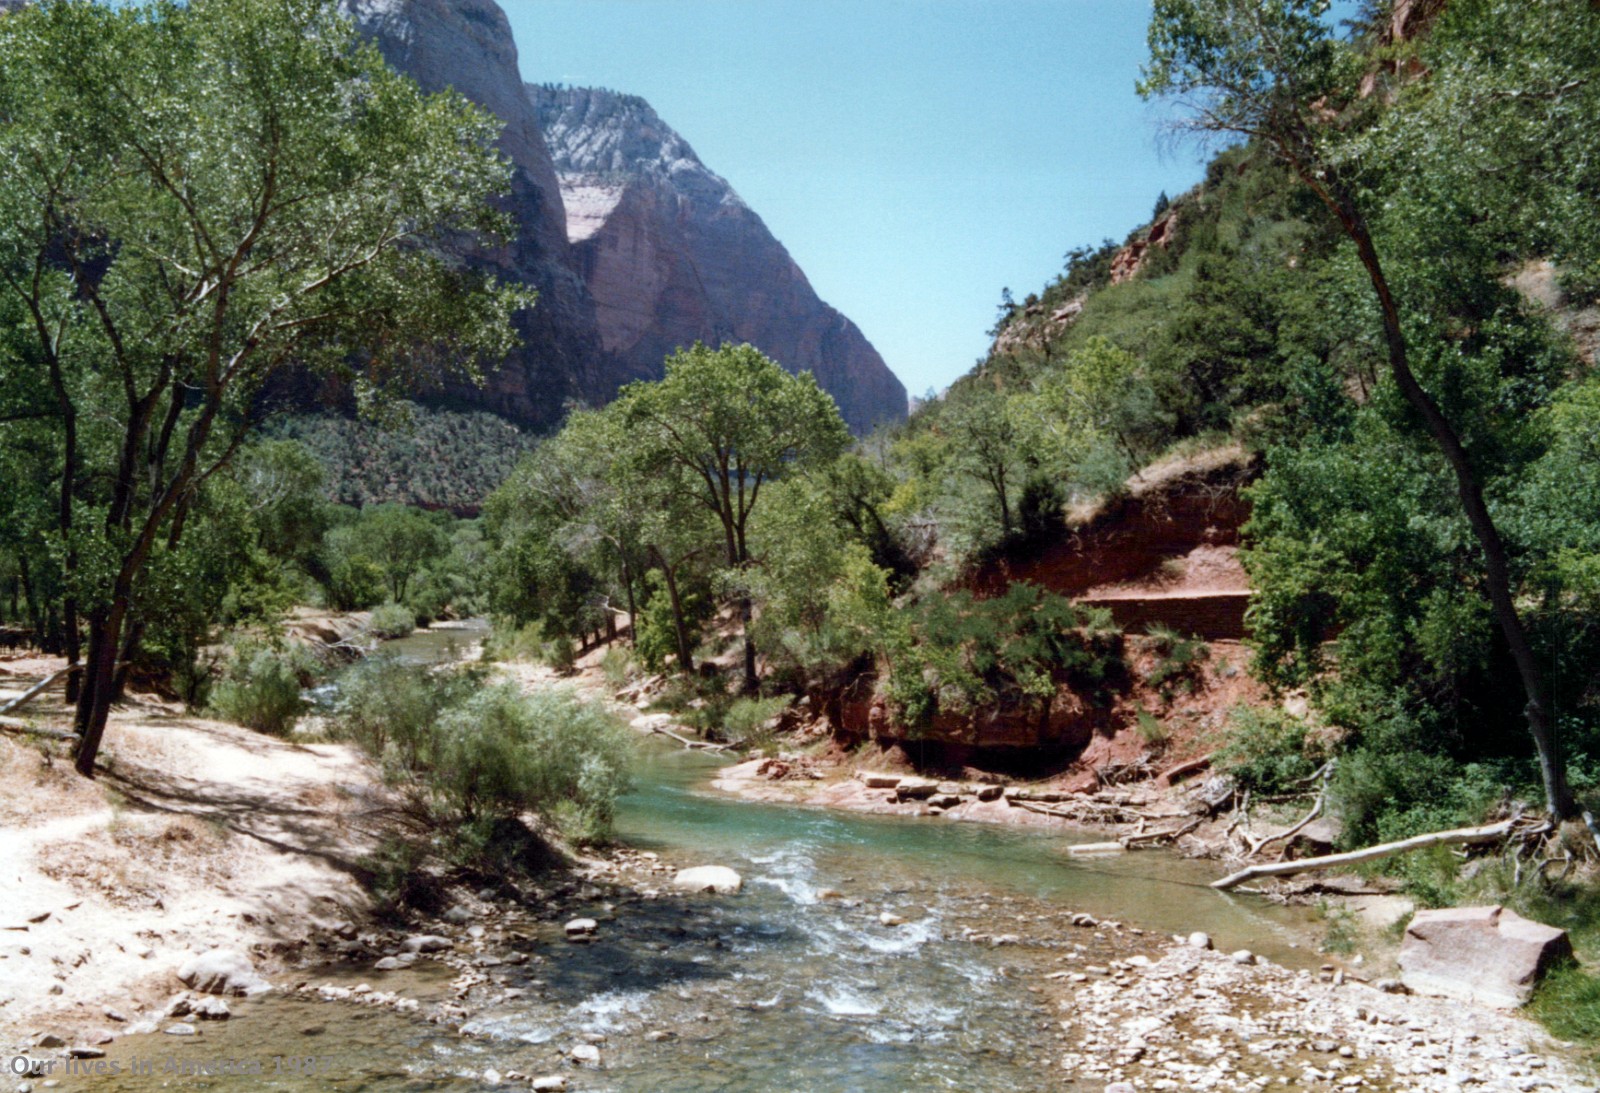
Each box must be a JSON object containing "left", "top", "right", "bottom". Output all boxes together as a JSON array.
[{"left": 1399, "top": 905, "right": 1572, "bottom": 1007}]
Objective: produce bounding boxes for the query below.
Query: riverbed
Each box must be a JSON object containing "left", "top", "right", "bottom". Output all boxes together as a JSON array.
[{"left": 43, "top": 730, "right": 1350, "bottom": 1093}]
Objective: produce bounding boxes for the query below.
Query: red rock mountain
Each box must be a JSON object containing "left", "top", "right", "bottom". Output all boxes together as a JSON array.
[
  {"left": 533, "top": 85, "right": 907, "bottom": 434},
  {"left": 340, "top": 1, "right": 905, "bottom": 434}
]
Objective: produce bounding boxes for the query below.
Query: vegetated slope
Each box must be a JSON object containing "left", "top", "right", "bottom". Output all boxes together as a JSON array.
[
  {"left": 532, "top": 85, "right": 907, "bottom": 435},
  {"left": 977, "top": 445, "right": 1257, "bottom": 642},
  {"left": 271, "top": 405, "right": 535, "bottom": 514}
]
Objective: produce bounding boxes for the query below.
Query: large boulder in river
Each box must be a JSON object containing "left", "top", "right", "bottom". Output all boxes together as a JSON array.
[
  {"left": 175, "top": 949, "right": 270, "bottom": 996},
  {"left": 671, "top": 866, "right": 743, "bottom": 894},
  {"left": 1399, "top": 905, "right": 1572, "bottom": 1007}
]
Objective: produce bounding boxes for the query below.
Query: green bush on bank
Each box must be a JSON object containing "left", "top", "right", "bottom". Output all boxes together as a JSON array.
[
  {"left": 368, "top": 601, "right": 417, "bottom": 639},
  {"left": 333, "top": 661, "right": 632, "bottom": 845},
  {"left": 207, "top": 640, "right": 320, "bottom": 735}
]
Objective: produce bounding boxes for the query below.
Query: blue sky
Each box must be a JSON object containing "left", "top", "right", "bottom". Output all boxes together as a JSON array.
[{"left": 503, "top": 0, "right": 1210, "bottom": 398}]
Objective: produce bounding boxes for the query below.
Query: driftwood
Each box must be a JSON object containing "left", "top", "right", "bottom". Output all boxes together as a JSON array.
[
  {"left": 1211, "top": 819, "right": 1519, "bottom": 890},
  {"left": 1120, "top": 816, "right": 1204, "bottom": 848},
  {"left": 0, "top": 666, "right": 80, "bottom": 716},
  {"left": 1244, "top": 761, "right": 1335, "bottom": 860},
  {"left": 648, "top": 725, "right": 732, "bottom": 752},
  {"left": 0, "top": 715, "right": 76, "bottom": 740},
  {"left": 1158, "top": 753, "right": 1213, "bottom": 785}
]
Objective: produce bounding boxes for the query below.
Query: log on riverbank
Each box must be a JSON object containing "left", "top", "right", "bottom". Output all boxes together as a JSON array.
[{"left": 1211, "top": 819, "right": 1519, "bottom": 890}]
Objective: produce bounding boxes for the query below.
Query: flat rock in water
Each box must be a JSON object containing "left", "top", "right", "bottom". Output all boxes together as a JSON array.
[
  {"left": 176, "top": 949, "right": 269, "bottom": 996},
  {"left": 671, "top": 866, "right": 743, "bottom": 894},
  {"left": 531, "top": 1077, "right": 569, "bottom": 1092},
  {"left": 1399, "top": 904, "right": 1571, "bottom": 1007},
  {"left": 564, "top": 918, "right": 598, "bottom": 938}
]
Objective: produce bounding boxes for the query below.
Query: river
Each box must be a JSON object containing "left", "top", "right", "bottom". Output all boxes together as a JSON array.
[{"left": 53, "top": 626, "right": 1331, "bottom": 1092}]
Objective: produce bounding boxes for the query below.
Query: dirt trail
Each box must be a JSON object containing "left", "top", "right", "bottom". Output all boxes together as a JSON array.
[{"left": 0, "top": 667, "right": 390, "bottom": 1042}]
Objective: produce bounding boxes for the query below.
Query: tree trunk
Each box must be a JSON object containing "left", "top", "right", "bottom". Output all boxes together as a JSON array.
[
  {"left": 658, "top": 561, "right": 694, "bottom": 674},
  {"left": 73, "top": 603, "right": 125, "bottom": 777},
  {"left": 1285, "top": 156, "right": 1574, "bottom": 820},
  {"left": 111, "top": 618, "right": 146, "bottom": 703}
]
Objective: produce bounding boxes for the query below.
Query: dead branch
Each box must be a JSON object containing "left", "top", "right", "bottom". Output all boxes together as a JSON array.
[
  {"left": 1211, "top": 819, "right": 1519, "bottom": 890},
  {"left": 1120, "top": 816, "right": 1204, "bottom": 848},
  {"left": 0, "top": 666, "right": 81, "bottom": 716},
  {"left": 1159, "top": 753, "right": 1213, "bottom": 785},
  {"left": 649, "top": 725, "right": 732, "bottom": 752},
  {"left": 0, "top": 715, "right": 76, "bottom": 740}
]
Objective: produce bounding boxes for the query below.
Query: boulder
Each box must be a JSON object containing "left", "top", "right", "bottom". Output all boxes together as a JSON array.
[
  {"left": 176, "top": 949, "right": 270, "bottom": 996},
  {"left": 532, "top": 1078, "right": 569, "bottom": 1093},
  {"left": 856, "top": 772, "right": 901, "bottom": 789},
  {"left": 564, "top": 918, "right": 599, "bottom": 939},
  {"left": 974, "top": 784, "right": 1004, "bottom": 802},
  {"left": 1399, "top": 905, "right": 1572, "bottom": 1007},
  {"left": 671, "top": 866, "right": 743, "bottom": 894},
  {"left": 401, "top": 935, "right": 452, "bottom": 954},
  {"left": 894, "top": 778, "right": 938, "bottom": 801}
]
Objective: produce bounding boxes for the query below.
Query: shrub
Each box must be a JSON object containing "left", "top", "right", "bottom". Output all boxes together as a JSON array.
[
  {"left": 334, "top": 667, "right": 633, "bottom": 844},
  {"left": 333, "top": 655, "right": 478, "bottom": 774},
  {"left": 431, "top": 683, "right": 633, "bottom": 842},
  {"left": 1142, "top": 622, "right": 1209, "bottom": 697},
  {"left": 208, "top": 641, "right": 317, "bottom": 735},
  {"left": 368, "top": 601, "right": 417, "bottom": 640},
  {"left": 1217, "top": 705, "right": 1324, "bottom": 794},
  {"left": 887, "top": 582, "right": 1124, "bottom": 729},
  {"left": 721, "top": 695, "right": 790, "bottom": 752},
  {"left": 599, "top": 644, "right": 635, "bottom": 688},
  {"left": 1135, "top": 710, "right": 1168, "bottom": 746}
]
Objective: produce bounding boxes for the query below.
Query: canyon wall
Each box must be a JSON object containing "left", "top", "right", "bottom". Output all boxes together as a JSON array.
[{"left": 533, "top": 85, "right": 907, "bottom": 433}]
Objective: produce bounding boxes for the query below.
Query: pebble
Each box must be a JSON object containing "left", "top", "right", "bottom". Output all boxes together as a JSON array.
[
  {"left": 569, "top": 1043, "right": 600, "bottom": 1064},
  {"left": 531, "top": 1078, "right": 568, "bottom": 1092},
  {"left": 162, "top": 1023, "right": 196, "bottom": 1036}
]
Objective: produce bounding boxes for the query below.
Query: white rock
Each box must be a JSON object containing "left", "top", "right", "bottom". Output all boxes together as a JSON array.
[
  {"left": 176, "top": 949, "right": 269, "bottom": 996},
  {"left": 671, "top": 866, "right": 743, "bottom": 894}
]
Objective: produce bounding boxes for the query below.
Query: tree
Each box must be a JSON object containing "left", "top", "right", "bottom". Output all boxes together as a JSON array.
[
  {"left": 1141, "top": 0, "right": 1600, "bottom": 818},
  {"left": 0, "top": 0, "right": 526, "bottom": 775},
  {"left": 616, "top": 343, "right": 852, "bottom": 689}
]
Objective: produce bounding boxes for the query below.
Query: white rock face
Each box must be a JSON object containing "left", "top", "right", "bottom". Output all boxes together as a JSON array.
[
  {"left": 175, "top": 949, "right": 269, "bottom": 997},
  {"left": 671, "top": 865, "right": 743, "bottom": 895}
]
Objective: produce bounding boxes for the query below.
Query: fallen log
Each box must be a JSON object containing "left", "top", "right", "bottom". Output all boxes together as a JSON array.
[
  {"left": 0, "top": 715, "right": 76, "bottom": 740},
  {"left": 0, "top": 666, "right": 80, "bottom": 716},
  {"left": 1211, "top": 819, "right": 1518, "bottom": 890},
  {"left": 649, "top": 725, "right": 732, "bottom": 752},
  {"left": 1120, "top": 816, "right": 1204, "bottom": 848},
  {"left": 1158, "top": 753, "right": 1213, "bottom": 786}
]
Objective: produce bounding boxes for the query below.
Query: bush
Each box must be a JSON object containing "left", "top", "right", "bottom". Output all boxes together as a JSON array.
[
  {"left": 887, "top": 582, "right": 1125, "bottom": 729},
  {"left": 333, "top": 654, "right": 479, "bottom": 774},
  {"left": 208, "top": 641, "right": 318, "bottom": 735},
  {"left": 333, "top": 667, "right": 632, "bottom": 844},
  {"left": 1142, "top": 622, "right": 1209, "bottom": 697},
  {"left": 1217, "top": 705, "right": 1324, "bottom": 794},
  {"left": 721, "top": 695, "right": 790, "bottom": 752},
  {"left": 599, "top": 644, "right": 635, "bottom": 688},
  {"left": 431, "top": 683, "right": 633, "bottom": 842},
  {"left": 368, "top": 601, "right": 417, "bottom": 640}
]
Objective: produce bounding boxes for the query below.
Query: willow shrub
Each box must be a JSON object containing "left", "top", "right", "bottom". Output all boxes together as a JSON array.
[
  {"left": 336, "top": 666, "right": 633, "bottom": 844},
  {"left": 208, "top": 640, "right": 320, "bottom": 735}
]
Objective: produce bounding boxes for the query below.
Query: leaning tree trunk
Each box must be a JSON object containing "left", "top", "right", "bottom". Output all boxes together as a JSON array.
[{"left": 1289, "top": 154, "right": 1574, "bottom": 819}]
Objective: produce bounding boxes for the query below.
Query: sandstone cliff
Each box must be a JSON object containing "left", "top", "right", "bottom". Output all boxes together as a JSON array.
[
  {"left": 341, "top": 0, "right": 615, "bottom": 429},
  {"left": 532, "top": 85, "right": 907, "bottom": 434}
]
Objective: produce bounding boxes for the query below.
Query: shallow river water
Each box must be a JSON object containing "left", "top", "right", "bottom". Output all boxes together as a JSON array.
[{"left": 53, "top": 629, "right": 1331, "bottom": 1092}]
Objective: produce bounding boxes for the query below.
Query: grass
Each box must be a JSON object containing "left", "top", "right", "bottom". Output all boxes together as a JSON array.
[{"left": 1135, "top": 710, "right": 1168, "bottom": 745}]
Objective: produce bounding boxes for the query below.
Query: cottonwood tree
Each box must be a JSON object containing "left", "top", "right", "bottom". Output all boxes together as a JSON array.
[
  {"left": 0, "top": 0, "right": 526, "bottom": 775},
  {"left": 1140, "top": 0, "right": 1600, "bottom": 818},
  {"left": 615, "top": 343, "right": 852, "bottom": 689}
]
